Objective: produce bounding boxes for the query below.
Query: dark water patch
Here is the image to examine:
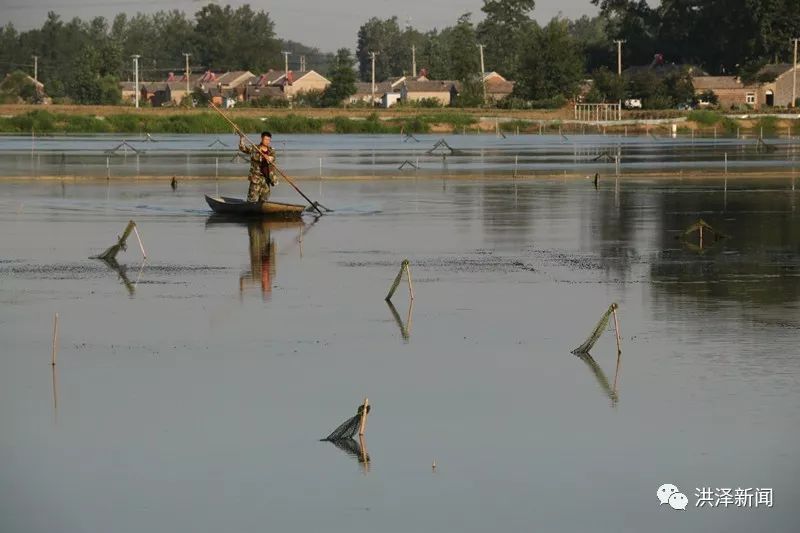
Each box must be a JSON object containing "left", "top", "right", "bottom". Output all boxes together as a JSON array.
[
  {"left": 340, "top": 253, "right": 535, "bottom": 273},
  {"left": 0, "top": 262, "right": 231, "bottom": 279}
]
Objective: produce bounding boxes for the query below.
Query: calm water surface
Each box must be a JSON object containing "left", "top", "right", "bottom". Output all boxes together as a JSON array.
[{"left": 1, "top": 177, "right": 799, "bottom": 532}]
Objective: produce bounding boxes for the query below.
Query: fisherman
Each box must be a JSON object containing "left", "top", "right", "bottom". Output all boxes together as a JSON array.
[{"left": 238, "top": 131, "right": 278, "bottom": 202}]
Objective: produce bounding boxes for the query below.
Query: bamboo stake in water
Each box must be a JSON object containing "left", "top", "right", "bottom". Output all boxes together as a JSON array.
[
  {"left": 358, "top": 397, "right": 369, "bottom": 436},
  {"left": 404, "top": 261, "right": 415, "bottom": 301},
  {"left": 51, "top": 313, "right": 59, "bottom": 366},
  {"left": 612, "top": 306, "right": 622, "bottom": 355},
  {"left": 132, "top": 225, "right": 147, "bottom": 259}
]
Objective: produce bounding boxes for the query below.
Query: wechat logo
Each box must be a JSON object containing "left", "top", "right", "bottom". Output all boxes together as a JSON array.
[{"left": 658, "top": 484, "right": 688, "bottom": 511}]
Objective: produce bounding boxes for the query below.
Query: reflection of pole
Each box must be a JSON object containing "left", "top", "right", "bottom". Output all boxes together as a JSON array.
[{"left": 358, "top": 434, "right": 370, "bottom": 472}]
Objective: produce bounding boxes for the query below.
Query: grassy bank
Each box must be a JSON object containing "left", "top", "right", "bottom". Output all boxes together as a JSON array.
[
  {"left": 0, "top": 109, "right": 483, "bottom": 134},
  {"left": 0, "top": 107, "right": 796, "bottom": 136}
]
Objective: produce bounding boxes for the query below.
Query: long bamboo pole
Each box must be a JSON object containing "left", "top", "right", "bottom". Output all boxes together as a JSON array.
[{"left": 208, "top": 102, "right": 323, "bottom": 216}]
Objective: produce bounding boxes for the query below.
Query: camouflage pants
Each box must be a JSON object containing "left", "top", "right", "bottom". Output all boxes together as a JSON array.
[{"left": 247, "top": 176, "right": 271, "bottom": 202}]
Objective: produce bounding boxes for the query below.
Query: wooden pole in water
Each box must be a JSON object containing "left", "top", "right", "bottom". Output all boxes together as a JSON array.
[
  {"left": 132, "top": 225, "right": 147, "bottom": 259},
  {"left": 358, "top": 397, "right": 369, "bottom": 436},
  {"left": 51, "top": 313, "right": 59, "bottom": 366},
  {"left": 612, "top": 306, "right": 621, "bottom": 355},
  {"left": 404, "top": 261, "right": 415, "bottom": 301}
]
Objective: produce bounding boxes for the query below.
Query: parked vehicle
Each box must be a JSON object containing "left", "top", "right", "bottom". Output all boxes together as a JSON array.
[{"left": 624, "top": 99, "right": 642, "bottom": 109}]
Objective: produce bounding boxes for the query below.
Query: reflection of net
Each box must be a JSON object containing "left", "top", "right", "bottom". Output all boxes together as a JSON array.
[
  {"left": 577, "top": 353, "right": 618, "bottom": 406},
  {"left": 328, "top": 437, "right": 369, "bottom": 463},
  {"left": 571, "top": 303, "right": 617, "bottom": 354},
  {"left": 322, "top": 404, "right": 371, "bottom": 441}
]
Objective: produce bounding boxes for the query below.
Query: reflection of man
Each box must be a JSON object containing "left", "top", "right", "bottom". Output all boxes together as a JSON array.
[
  {"left": 241, "top": 221, "right": 276, "bottom": 298},
  {"left": 238, "top": 131, "right": 278, "bottom": 203}
]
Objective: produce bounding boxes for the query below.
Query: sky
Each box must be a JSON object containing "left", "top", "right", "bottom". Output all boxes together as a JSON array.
[{"left": 0, "top": 0, "right": 599, "bottom": 51}]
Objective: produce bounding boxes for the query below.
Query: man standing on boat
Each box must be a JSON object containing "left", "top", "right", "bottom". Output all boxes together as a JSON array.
[{"left": 238, "top": 131, "right": 278, "bottom": 202}]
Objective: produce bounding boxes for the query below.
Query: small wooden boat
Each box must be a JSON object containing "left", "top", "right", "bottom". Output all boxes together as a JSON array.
[{"left": 205, "top": 195, "right": 306, "bottom": 219}]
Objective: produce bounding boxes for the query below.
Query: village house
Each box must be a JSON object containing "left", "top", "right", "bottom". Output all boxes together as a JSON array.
[
  {"left": 483, "top": 71, "right": 515, "bottom": 101},
  {"left": 693, "top": 64, "right": 800, "bottom": 110},
  {"left": 244, "top": 69, "right": 330, "bottom": 103},
  {"left": 755, "top": 63, "right": 800, "bottom": 107},
  {"left": 399, "top": 79, "right": 458, "bottom": 106},
  {"left": 692, "top": 76, "right": 760, "bottom": 109}
]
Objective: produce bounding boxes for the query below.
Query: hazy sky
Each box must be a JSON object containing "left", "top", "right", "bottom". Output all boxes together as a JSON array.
[{"left": 0, "top": 0, "right": 599, "bottom": 51}]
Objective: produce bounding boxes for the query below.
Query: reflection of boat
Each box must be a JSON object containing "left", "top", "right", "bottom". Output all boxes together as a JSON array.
[{"left": 205, "top": 195, "right": 306, "bottom": 219}]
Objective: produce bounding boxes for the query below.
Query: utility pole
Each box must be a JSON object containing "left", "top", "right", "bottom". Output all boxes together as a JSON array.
[
  {"left": 131, "top": 54, "right": 141, "bottom": 109},
  {"left": 182, "top": 53, "right": 191, "bottom": 104},
  {"left": 300, "top": 55, "right": 306, "bottom": 73},
  {"left": 411, "top": 45, "right": 416, "bottom": 78},
  {"left": 477, "top": 44, "right": 486, "bottom": 104},
  {"left": 282, "top": 51, "right": 292, "bottom": 79},
  {"left": 370, "top": 51, "right": 378, "bottom": 106},
  {"left": 614, "top": 40, "right": 625, "bottom": 76},
  {"left": 614, "top": 40, "right": 625, "bottom": 120},
  {"left": 32, "top": 55, "right": 38, "bottom": 82},
  {"left": 793, "top": 38, "right": 799, "bottom": 108}
]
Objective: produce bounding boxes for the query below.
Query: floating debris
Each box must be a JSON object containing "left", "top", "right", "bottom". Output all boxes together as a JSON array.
[{"left": 571, "top": 303, "right": 621, "bottom": 355}]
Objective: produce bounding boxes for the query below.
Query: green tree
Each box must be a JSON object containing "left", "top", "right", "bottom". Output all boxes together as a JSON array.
[
  {"left": 587, "top": 66, "right": 625, "bottom": 102},
  {"left": 569, "top": 15, "right": 612, "bottom": 73},
  {"left": 0, "top": 70, "right": 39, "bottom": 103},
  {"left": 447, "top": 14, "right": 480, "bottom": 82},
  {"left": 476, "top": 0, "right": 536, "bottom": 79},
  {"left": 356, "top": 17, "right": 404, "bottom": 81},
  {"left": 322, "top": 48, "right": 357, "bottom": 107},
  {"left": 515, "top": 18, "right": 584, "bottom": 100},
  {"left": 194, "top": 3, "right": 279, "bottom": 71}
]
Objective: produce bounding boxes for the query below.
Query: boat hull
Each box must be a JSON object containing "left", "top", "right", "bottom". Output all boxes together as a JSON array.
[{"left": 205, "top": 195, "right": 306, "bottom": 219}]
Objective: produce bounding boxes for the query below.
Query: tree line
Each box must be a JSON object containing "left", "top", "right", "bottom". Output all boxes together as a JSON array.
[
  {"left": 0, "top": 4, "right": 333, "bottom": 104},
  {"left": 1, "top": 1, "right": 799, "bottom": 107}
]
